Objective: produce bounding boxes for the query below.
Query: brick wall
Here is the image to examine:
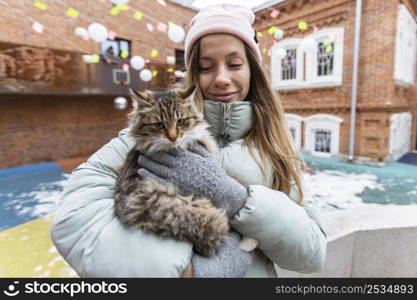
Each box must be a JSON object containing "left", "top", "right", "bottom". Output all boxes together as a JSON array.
[{"left": 0, "top": 94, "right": 130, "bottom": 169}]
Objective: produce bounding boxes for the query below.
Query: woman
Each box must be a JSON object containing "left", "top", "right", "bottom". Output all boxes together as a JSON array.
[{"left": 51, "top": 4, "right": 326, "bottom": 278}]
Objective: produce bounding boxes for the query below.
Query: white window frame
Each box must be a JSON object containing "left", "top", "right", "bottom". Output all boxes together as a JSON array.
[
  {"left": 305, "top": 27, "right": 344, "bottom": 87},
  {"left": 271, "top": 38, "right": 303, "bottom": 90},
  {"left": 285, "top": 113, "right": 303, "bottom": 149},
  {"left": 394, "top": 4, "right": 417, "bottom": 87},
  {"left": 272, "top": 27, "right": 345, "bottom": 90},
  {"left": 304, "top": 114, "right": 343, "bottom": 157}
]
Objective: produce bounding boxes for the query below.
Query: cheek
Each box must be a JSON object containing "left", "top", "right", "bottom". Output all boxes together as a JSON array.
[
  {"left": 198, "top": 74, "right": 211, "bottom": 94},
  {"left": 240, "top": 67, "right": 251, "bottom": 86}
]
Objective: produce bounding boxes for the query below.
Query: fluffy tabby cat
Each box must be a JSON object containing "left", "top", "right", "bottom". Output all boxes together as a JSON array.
[{"left": 114, "top": 86, "right": 258, "bottom": 257}]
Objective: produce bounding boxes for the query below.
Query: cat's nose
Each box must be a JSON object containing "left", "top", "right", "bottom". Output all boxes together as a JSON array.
[{"left": 167, "top": 129, "right": 178, "bottom": 142}]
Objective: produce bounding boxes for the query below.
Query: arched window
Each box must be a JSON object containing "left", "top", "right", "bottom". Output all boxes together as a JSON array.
[
  {"left": 271, "top": 38, "right": 303, "bottom": 89},
  {"left": 305, "top": 27, "right": 344, "bottom": 86},
  {"left": 304, "top": 114, "right": 343, "bottom": 157},
  {"left": 284, "top": 113, "right": 303, "bottom": 149}
]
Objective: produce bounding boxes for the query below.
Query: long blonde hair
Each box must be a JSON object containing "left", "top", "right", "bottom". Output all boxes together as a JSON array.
[{"left": 185, "top": 39, "right": 304, "bottom": 202}]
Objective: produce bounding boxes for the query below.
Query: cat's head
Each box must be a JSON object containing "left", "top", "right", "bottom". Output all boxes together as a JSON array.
[{"left": 127, "top": 86, "right": 209, "bottom": 153}]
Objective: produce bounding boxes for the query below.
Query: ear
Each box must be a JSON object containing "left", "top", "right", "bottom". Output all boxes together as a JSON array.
[
  {"left": 129, "top": 89, "right": 154, "bottom": 108},
  {"left": 175, "top": 85, "right": 196, "bottom": 100}
]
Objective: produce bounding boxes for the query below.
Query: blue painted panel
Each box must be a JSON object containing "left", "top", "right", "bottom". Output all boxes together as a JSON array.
[{"left": 0, "top": 163, "right": 67, "bottom": 231}]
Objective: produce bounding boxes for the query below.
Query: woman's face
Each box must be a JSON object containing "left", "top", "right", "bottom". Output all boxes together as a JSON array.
[{"left": 198, "top": 34, "right": 251, "bottom": 103}]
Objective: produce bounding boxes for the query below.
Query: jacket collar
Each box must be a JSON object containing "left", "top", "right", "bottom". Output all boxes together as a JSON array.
[{"left": 203, "top": 100, "right": 253, "bottom": 146}]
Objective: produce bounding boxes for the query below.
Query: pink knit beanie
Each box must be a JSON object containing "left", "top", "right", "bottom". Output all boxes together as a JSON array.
[{"left": 184, "top": 4, "right": 262, "bottom": 69}]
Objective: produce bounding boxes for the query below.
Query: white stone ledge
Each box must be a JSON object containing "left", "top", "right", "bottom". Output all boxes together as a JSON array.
[
  {"left": 323, "top": 205, "right": 417, "bottom": 242},
  {"left": 275, "top": 205, "right": 417, "bottom": 277}
]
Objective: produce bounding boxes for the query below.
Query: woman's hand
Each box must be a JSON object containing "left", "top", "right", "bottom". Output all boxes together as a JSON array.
[
  {"left": 137, "top": 144, "right": 248, "bottom": 218},
  {"left": 181, "top": 263, "right": 193, "bottom": 278}
]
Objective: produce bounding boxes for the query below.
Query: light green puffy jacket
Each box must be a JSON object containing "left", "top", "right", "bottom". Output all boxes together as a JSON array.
[{"left": 51, "top": 100, "right": 327, "bottom": 277}]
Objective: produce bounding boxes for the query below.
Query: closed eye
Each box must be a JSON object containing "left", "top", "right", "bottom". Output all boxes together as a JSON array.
[{"left": 199, "top": 66, "right": 213, "bottom": 72}]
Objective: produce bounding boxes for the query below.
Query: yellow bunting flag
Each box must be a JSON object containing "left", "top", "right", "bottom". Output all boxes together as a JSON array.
[
  {"left": 134, "top": 11, "right": 143, "bottom": 20},
  {"left": 262, "top": 48, "right": 267, "bottom": 53},
  {"left": 66, "top": 8, "right": 79, "bottom": 18},
  {"left": 110, "top": 7, "right": 120, "bottom": 15},
  {"left": 167, "top": 68, "right": 174, "bottom": 73},
  {"left": 120, "top": 50, "right": 129, "bottom": 58},
  {"left": 34, "top": 1, "right": 47, "bottom": 10},
  {"left": 92, "top": 54, "right": 100, "bottom": 63},
  {"left": 267, "top": 26, "right": 277, "bottom": 35},
  {"left": 150, "top": 49, "right": 158, "bottom": 57},
  {"left": 257, "top": 31, "right": 262, "bottom": 38},
  {"left": 152, "top": 70, "right": 158, "bottom": 77},
  {"left": 116, "top": 4, "right": 129, "bottom": 11},
  {"left": 298, "top": 21, "right": 308, "bottom": 30},
  {"left": 325, "top": 44, "right": 333, "bottom": 53},
  {"left": 168, "top": 22, "right": 176, "bottom": 29}
]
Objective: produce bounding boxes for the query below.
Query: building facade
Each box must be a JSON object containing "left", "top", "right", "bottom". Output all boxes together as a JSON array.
[{"left": 254, "top": 0, "right": 417, "bottom": 164}]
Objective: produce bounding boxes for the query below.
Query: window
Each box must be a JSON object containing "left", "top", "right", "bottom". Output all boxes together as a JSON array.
[
  {"left": 113, "top": 69, "right": 130, "bottom": 85},
  {"left": 394, "top": 5, "right": 417, "bottom": 87},
  {"left": 271, "top": 27, "right": 344, "bottom": 90},
  {"left": 314, "top": 129, "right": 331, "bottom": 153},
  {"left": 101, "top": 38, "right": 132, "bottom": 59},
  {"left": 285, "top": 113, "right": 303, "bottom": 149},
  {"left": 317, "top": 41, "right": 334, "bottom": 76},
  {"left": 175, "top": 49, "right": 185, "bottom": 69},
  {"left": 304, "top": 114, "right": 343, "bottom": 157},
  {"left": 271, "top": 38, "right": 303, "bottom": 89},
  {"left": 290, "top": 127, "right": 296, "bottom": 140},
  {"left": 282, "top": 48, "right": 297, "bottom": 80}
]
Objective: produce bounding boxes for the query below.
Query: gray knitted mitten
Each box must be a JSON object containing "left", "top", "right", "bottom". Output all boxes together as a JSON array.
[
  {"left": 137, "top": 144, "right": 248, "bottom": 218},
  {"left": 191, "top": 230, "right": 253, "bottom": 278}
]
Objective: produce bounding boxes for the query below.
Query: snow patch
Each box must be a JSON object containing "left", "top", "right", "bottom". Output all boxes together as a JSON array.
[{"left": 304, "top": 170, "right": 385, "bottom": 211}]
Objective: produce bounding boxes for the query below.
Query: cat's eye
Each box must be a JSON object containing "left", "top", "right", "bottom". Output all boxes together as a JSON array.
[
  {"left": 177, "top": 119, "right": 185, "bottom": 126},
  {"left": 155, "top": 122, "right": 165, "bottom": 129}
]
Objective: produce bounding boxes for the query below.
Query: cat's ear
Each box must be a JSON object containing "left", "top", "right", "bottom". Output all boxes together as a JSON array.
[
  {"left": 175, "top": 85, "right": 196, "bottom": 101},
  {"left": 129, "top": 89, "right": 154, "bottom": 108}
]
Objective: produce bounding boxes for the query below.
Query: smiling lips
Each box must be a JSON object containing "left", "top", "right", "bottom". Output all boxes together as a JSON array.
[{"left": 210, "top": 92, "right": 237, "bottom": 102}]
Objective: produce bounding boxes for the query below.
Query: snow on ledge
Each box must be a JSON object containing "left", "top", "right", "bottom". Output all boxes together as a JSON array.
[{"left": 321, "top": 204, "right": 417, "bottom": 241}]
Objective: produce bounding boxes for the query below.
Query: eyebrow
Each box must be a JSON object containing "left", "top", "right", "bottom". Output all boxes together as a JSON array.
[{"left": 200, "top": 51, "right": 244, "bottom": 61}]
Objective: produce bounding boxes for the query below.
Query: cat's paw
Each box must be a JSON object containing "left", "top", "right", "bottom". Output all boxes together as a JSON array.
[{"left": 239, "top": 237, "right": 259, "bottom": 252}]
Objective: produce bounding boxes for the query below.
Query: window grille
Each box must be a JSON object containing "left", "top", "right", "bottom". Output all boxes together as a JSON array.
[
  {"left": 314, "top": 129, "right": 331, "bottom": 153},
  {"left": 281, "top": 48, "right": 297, "bottom": 80},
  {"left": 290, "top": 127, "right": 296, "bottom": 141},
  {"left": 317, "top": 42, "right": 334, "bottom": 76},
  {"left": 113, "top": 69, "right": 130, "bottom": 85}
]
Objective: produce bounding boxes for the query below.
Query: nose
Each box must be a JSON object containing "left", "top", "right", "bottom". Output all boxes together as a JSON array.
[
  {"left": 213, "top": 66, "right": 231, "bottom": 88},
  {"left": 167, "top": 128, "right": 178, "bottom": 142}
]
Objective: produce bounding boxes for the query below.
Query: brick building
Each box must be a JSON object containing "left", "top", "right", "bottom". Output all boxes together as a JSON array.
[
  {"left": 0, "top": 0, "right": 194, "bottom": 169},
  {"left": 254, "top": 0, "right": 417, "bottom": 164}
]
